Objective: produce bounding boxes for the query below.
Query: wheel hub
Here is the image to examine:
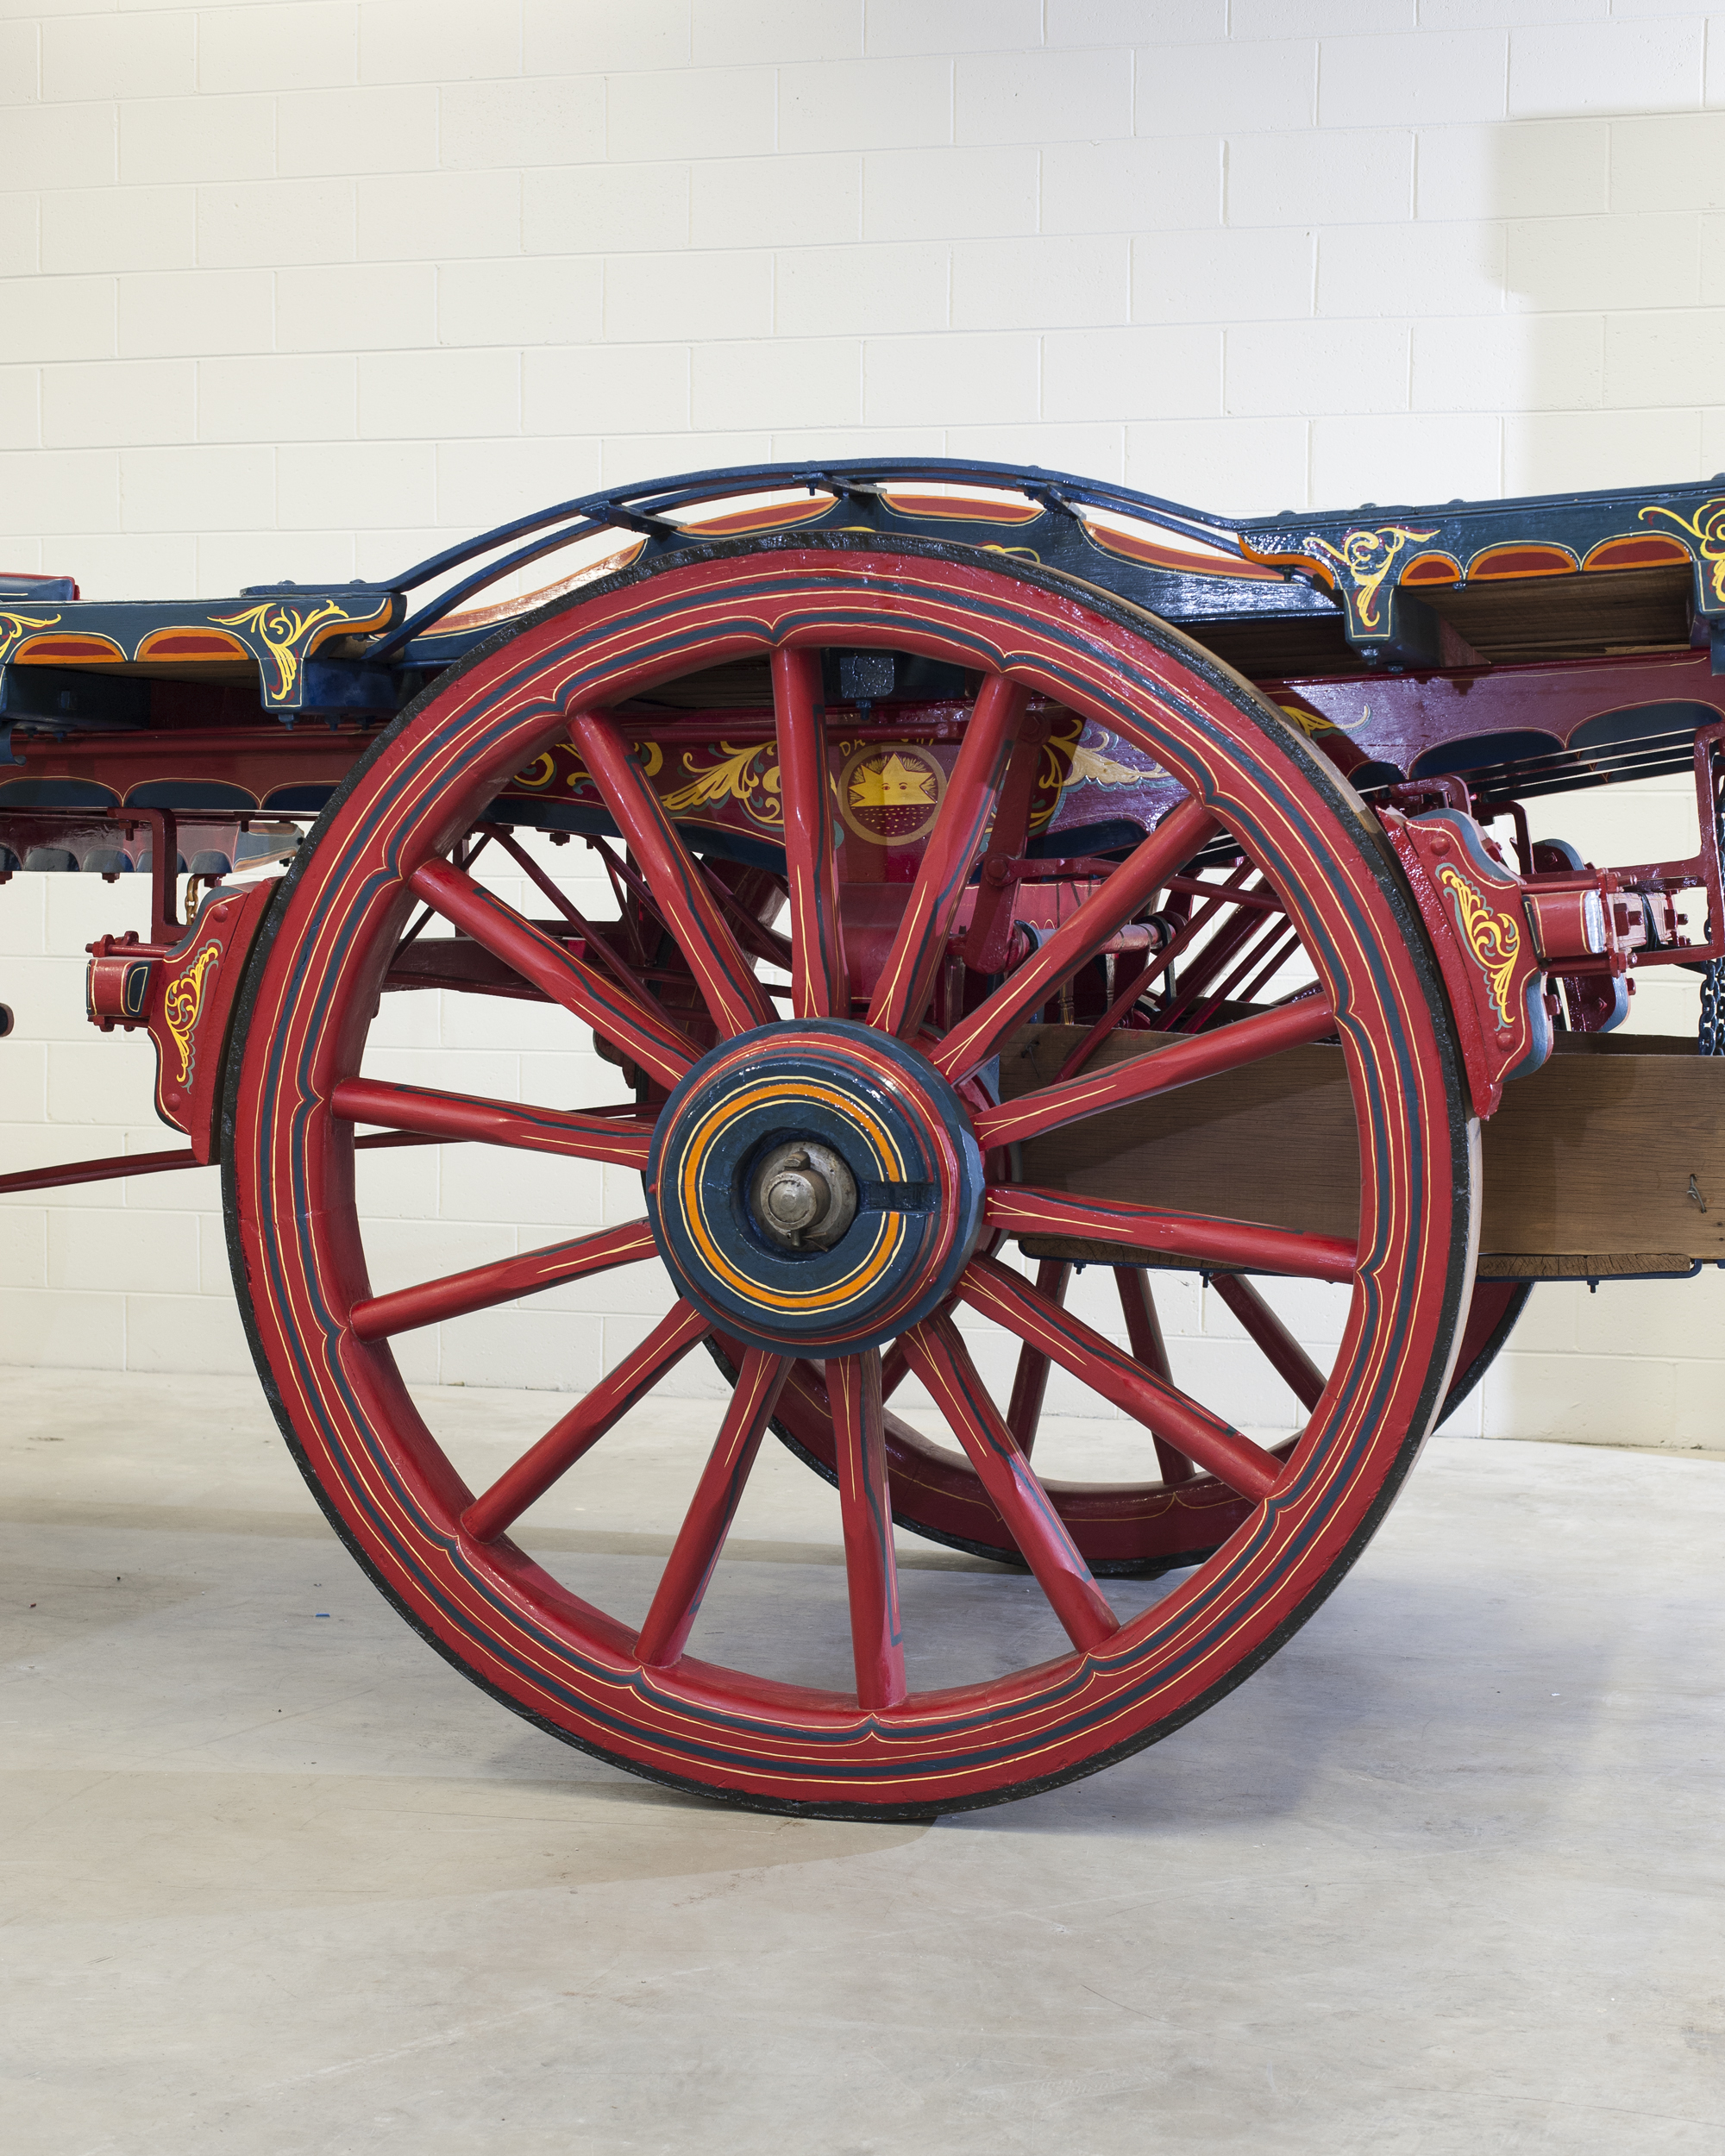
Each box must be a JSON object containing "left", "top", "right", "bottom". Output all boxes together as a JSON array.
[{"left": 645, "top": 1019, "right": 986, "bottom": 1355}]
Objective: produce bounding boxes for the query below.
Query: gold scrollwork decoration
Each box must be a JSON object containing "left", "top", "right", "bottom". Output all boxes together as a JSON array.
[
  {"left": 1030, "top": 716, "right": 1149, "bottom": 830},
  {"left": 1640, "top": 496, "right": 1725, "bottom": 607},
  {"left": 1436, "top": 864, "right": 1521, "bottom": 1029},
  {"left": 660, "top": 742, "right": 782, "bottom": 827},
  {"left": 162, "top": 942, "right": 221, "bottom": 1086},
  {"left": 210, "top": 599, "right": 354, "bottom": 703},
  {"left": 0, "top": 609, "right": 61, "bottom": 663},
  {"left": 1305, "top": 525, "right": 1440, "bottom": 633}
]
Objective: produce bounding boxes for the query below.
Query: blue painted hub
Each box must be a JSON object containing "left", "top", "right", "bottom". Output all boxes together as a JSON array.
[{"left": 645, "top": 1018, "right": 986, "bottom": 1356}]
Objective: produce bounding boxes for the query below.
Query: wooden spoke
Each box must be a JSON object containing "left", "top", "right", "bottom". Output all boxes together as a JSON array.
[
  {"left": 828, "top": 1351, "right": 906, "bottom": 1709},
  {"left": 963, "top": 711, "right": 1053, "bottom": 972},
  {"left": 1115, "top": 1269, "right": 1195, "bottom": 1487},
  {"left": 975, "top": 997, "right": 1336, "bottom": 1153},
  {"left": 483, "top": 824, "right": 667, "bottom": 1012},
  {"left": 349, "top": 1219, "right": 657, "bottom": 1343},
  {"left": 1221, "top": 925, "right": 1302, "bottom": 1017},
  {"left": 409, "top": 856, "right": 696, "bottom": 1088},
  {"left": 462, "top": 1301, "right": 712, "bottom": 1545},
  {"left": 1185, "top": 913, "right": 1299, "bottom": 1032},
  {"left": 636, "top": 1347, "right": 792, "bottom": 1668},
  {"left": 934, "top": 793, "right": 1218, "bottom": 1084},
  {"left": 900, "top": 1313, "right": 1119, "bottom": 1653},
  {"left": 868, "top": 672, "right": 1033, "bottom": 1039},
  {"left": 983, "top": 1186, "right": 1357, "bottom": 1283},
  {"left": 1006, "top": 1257, "right": 1070, "bottom": 1459},
  {"left": 1210, "top": 1274, "right": 1327, "bottom": 1413},
  {"left": 1155, "top": 880, "right": 1272, "bottom": 1030},
  {"left": 697, "top": 862, "right": 798, "bottom": 974},
  {"left": 567, "top": 709, "right": 775, "bottom": 1038},
  {"left": 774, "top": 646, "right": 849, "bottom": 1019},
  {"left": 330, "top": 1077, "right": 656, "bottom": 1169},
  {"left": 957, "top": 1253, "right": 1283, "bottom": 1502}
]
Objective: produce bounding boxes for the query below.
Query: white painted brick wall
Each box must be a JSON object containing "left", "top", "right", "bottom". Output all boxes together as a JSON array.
[{"left": 2, "top": 3, "right": 1722, "bottom": 1457}]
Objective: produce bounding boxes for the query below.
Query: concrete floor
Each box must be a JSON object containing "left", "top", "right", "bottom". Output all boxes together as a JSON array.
[{"left": 3, "top": 1369, "right": 1722, "bottom": 2155}]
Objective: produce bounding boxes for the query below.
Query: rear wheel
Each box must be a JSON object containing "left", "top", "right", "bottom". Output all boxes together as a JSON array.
[{"left": 225, "top": 536, "right": 1475, "bottom": 1816}]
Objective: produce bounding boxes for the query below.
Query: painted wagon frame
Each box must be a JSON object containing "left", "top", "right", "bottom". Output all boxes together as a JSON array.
[{"left": 3, "top": 456, "right": 1721, "bottom": 1816}]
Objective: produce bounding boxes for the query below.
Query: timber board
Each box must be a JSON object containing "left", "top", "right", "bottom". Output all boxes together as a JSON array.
[{"left": 1002, "top": 1025, "right": 1725, "bottom": 1269}]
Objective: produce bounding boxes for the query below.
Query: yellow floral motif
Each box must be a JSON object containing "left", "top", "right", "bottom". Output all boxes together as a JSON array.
[
  {"left": 1640, "top": 496, "right": 1725, "bottom": 607},
  {"left": 0, "top": 609, "right": 61, "bottom": 663},
  {"left": 1029, "top": 718, "right": 1149, "bottom": 831},
  {"left": 1436, "top": 864, "right": 1520, "bottom": 1030},
  {"left": 162, "top": 942, "right": 220, "bottom": 1087},
  {"left": 1305, "top": 525, "right": 1440, "bottom": 633},
  {"left": 210, "top": 599, "right": 354, "bottom": 702},
  {"left": 1067, "top": 739, "right": 1142, "bottom": 787},
  {"left": 660, "top": 742, "right": 782, "bottom": 826},
  {"left": 1276, "top": 703, "right": 1346, "bottom": 742}
]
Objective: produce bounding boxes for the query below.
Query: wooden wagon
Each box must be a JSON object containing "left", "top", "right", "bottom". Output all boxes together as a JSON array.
[{"left": 3, "top": 458, "right": 1720, "bottom": 1814}]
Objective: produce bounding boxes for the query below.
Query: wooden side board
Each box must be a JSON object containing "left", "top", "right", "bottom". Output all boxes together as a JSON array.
[{"left": 1001, "top": 1025, "right": 1725, "bottom": 1275}]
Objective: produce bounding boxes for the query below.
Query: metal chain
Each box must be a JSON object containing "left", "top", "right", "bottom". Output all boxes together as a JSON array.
[{"left": 1703, "top": 956, "right": 1723, "bottom": 1055}]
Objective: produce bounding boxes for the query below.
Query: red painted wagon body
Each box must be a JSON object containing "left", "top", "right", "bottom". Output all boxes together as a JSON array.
[{"left": 3, "top": 460, "right": 1720, "bottom": 1814}]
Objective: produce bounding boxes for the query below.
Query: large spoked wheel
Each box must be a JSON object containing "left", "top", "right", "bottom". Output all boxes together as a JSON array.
[{"left": 225, "top": 536, "right": 1476, "bottom": 1817}]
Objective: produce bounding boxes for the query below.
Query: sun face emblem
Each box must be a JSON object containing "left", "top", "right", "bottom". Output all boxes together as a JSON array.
[{"left": 838, "top": 746, "right": 945, "bottom": 846}]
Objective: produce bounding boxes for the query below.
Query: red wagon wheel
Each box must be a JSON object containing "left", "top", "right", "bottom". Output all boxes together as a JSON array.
[{"left": 224, "top": 536, "right": 1473, "bottom": 1816}]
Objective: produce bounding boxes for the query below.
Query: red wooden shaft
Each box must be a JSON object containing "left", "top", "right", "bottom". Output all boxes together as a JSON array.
[
  {"left": 636, "top": 1346, "right": 790, "bottom": 1668},
  {"left": 974, "top": 996, "right": 1335, "bottom": 1152},
  {"left": 1006, "top": 1257, "right": 1070, "bottom": 1459},
  {"left": 330, "top": 1077, "right": 656, "bottom": 1168},
  {"left": 1115, "top": 1267, "right": 1195, "bottom": 1486},
  {"left": 1210, "top": 1273, "right": 1327, "bottom": 1413},
  {"left": 349, "top": 1219, "right": 657, "bottom": 1342},
  {"left": 0, "top": 1146, "right": 196, "bottom": 1195},
  {"left": 410, "top": 856, "right": 696, "bottom": 1088},
  {"left": 1120, "top": 862, "right": 1260, "bottom": 1009},
  {"left": 869, "top": 672, "right": 1031, "bottom": 1039},
  {"left": 982, "top": 1185, "right": 1357, "bottom": 1283},
  {"left": 774, "top": 646, "right": 850, "bottom": 1020},
  {"left": 485, "top": 824, "right": 665, "bottom": 1011},
  {"left": 567, "top": 709, "right": 775, "bottom": 1038},
  {"left": 901, "top": 1313, "right": 1118, "bottom": 1653},
  {"left": 1224, "top": 925, "right": 1302, "bottom": 1016},
  {"left": 1159, "top": 874, "right": 1284, "bottom": 912},
  {"left": 696, "top": 859, "right": 797, "bottom": 972},
  {"left": 957, "top": 1253, "right": 1283, "bottom": 1502},
  {"left": 828, "top": 1350, "right": 907, "bottom": 1709},
  {"left": 932, "top": 793, "right": 1218, "bottom": 1084},
  {"left": 0, "top": 1129, "right": 449, "bottom": 1197},
  {"left": 1054, "top": 947, "right": 1164, "bottom": 1083},
  {"left": 964, "top": 711, "right": 1052, "bottom": 973},
  {"left": 462, "top": 1300, "right": 711, "bottom": 1544},
  {"left": 1156, "top": 883, "right": 1270, "bottom": 1027},
  {"left": 1185, "top": 913, "right": 1297, "bottom": 1032}
]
